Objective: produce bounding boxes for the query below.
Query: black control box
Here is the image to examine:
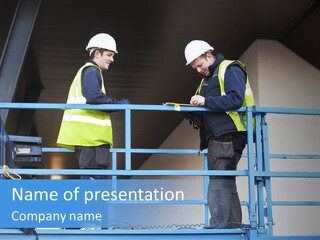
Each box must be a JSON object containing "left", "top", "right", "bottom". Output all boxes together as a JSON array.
[{"left": 7, "top": 135, "right": 42, "bottom": 167}]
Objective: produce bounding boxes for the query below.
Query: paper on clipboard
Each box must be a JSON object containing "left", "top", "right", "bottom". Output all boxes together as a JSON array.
[
  {"left": 163, "top": 102, "right": 195, "bottom": 107},
  {"left": 163, "top": 102, "right": 197, "bottom": 111}
]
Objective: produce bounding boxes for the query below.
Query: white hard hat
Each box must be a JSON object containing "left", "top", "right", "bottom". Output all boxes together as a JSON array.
[
  {"left": 86, "top": 33, "right": 118, "bottom": 53},
  {"left": 184, "top": 40, "right": 214, "bottom": 65}
]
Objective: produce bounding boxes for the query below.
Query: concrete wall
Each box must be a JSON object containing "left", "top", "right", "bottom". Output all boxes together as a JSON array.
[{"left": 139, "top": 39, "right": 320, "bottom": 235}]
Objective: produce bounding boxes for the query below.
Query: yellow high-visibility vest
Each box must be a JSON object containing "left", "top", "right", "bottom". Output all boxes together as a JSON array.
[
  {"left": 218, "top": 60, "right": 255, "bottom": 131},
  {"left": 56, "top": 62, "right": 113, "bottom": 150}
]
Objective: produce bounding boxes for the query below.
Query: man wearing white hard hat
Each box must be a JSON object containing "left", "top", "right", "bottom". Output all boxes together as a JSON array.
[
  {"left": 184, "top": 40, "right": 254, "bottom": 229},
  {"left": 57, "top": 33, "right": 130, "bottom": 179}
]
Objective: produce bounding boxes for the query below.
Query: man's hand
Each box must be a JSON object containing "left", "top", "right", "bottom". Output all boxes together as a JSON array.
[
  {"left": 117, "top": 98, "right": 130, "bottom": 104},
  {"left": 190, "top": 95, "right": 205, "bottom": 106}
]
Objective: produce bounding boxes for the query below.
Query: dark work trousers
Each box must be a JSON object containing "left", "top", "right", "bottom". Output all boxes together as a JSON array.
[
  {"left": 75, "top": 145, "right": 111, "bottom": 179},
  {"left": 207, "top": 132, "right": 247, "bottom": 228}
]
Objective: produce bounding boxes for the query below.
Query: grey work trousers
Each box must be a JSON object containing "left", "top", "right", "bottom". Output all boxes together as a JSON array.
[
  {"left": 207, "top": 132, "right": 247, "bottom": 229},
  {"left": 75, "top": 145, "right": 111, "bottom": 179}
]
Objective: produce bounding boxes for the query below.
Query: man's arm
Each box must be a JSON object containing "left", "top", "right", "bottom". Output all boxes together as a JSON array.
[{"left": 81, "top": 67, "right": 117, "bottom": 104}]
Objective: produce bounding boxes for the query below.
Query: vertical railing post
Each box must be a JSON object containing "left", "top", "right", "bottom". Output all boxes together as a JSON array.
[
  {"left": 203, "top": 153, "right": 209, "bottom": 226},
  {"left": 255, "top": 114, "right": 266, "bottom": 229},
  {"left": 261, "top": 114, "right": 274, "bottom": 235},
  {"left": 246, "top": 107, "right": 258, "bottom": 229},
  {"left": 112, "top": 151, "right": 117, "bottom": 182},
  {"left": 125, "top": 108, "right": 131, "bottom": 171}
]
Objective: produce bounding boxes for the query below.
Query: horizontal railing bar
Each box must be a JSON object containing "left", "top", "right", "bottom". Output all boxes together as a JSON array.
[
  {"left": 3, "top": 168, "right": 320, "bottom": 178},
  {"left": 255, "top": 171, "right": 320, "bottom": 178},
  {"left": 43, "top": 148, "right": 320, "bottom": 160},
  {"left": 0, "top": 103, "right": 211, "bottom": 112},
  {"left": 1, "top": 102, "right": 320, "bottom": 115},
  {"left": 272, "top": 201, "right": 320, "bottom": 206},
  {"left": 42, "top": 148, "right": 208, "bottom": 154},
  {"left": 269, "top": 154, "right": 320, "bottom": 159},
  {"left": 258, "top": 236, "right": 320, "bottom": 240},
  {"left": 255, "top": 106, "right": 320, "bottom": 115},
  {"left": 0, "top": 228, "right": 247, "bottom": 235},
  {"left": 2, "top": 169, "right": 248, "bottom": 176},
  {"left": 0, "top": 169, "right": 245, "bottom": 176}
]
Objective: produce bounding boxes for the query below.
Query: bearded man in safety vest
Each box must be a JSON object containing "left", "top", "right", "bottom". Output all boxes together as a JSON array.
[
  {"left": 184, "top": 40, "right": 254, "bottom": 229},
  {"left": 57, "top": 33, "right": 130, "bottom": 179}
]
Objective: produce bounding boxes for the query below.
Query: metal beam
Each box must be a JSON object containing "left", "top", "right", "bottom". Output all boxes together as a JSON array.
[
  {"left": 15, "top": 45, "right": 43, "bottom": 135},
  {"left": 0, "top": 0, "right": 41, "bottom": 123}
]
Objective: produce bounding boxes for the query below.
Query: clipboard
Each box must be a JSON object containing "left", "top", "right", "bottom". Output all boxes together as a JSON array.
[
  {"left": 163, "top": 102, "right": 195, "bottom": 107},
  {"left": 163, "top": 102, "right": 198, "bottom": 111}
]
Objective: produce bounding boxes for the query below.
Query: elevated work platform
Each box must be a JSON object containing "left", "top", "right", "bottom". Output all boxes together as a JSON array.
[
  {"left": 1, "top": 103, "right": 320, "bottom": 240},
  {"left": 0, "top": 229, "right": 249, "bottom": 240}
]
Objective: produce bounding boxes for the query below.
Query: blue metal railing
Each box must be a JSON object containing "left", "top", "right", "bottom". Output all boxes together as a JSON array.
[
  {"left": 0, "top": 102, "right": 320, "bottom": 240},
  {"left": 0, "top": 117, "right": 7, "bottom": 167}
]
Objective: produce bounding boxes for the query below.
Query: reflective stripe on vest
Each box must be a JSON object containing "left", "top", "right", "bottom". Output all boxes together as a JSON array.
[
  {"left": 217, "top": 60, "right": 255, "bottom": 131},
  {"left": 63, "top": 114, "right": 112, "bottom": 126}
]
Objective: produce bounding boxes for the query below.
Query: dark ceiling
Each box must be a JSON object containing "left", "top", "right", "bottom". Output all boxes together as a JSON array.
[{"left": 1, "top": 0, "right": 319, "bottom": 174}]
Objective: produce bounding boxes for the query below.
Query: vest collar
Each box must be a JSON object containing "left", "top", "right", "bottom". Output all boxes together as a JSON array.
[{"left": 86, "top": 60, "right": 100, "bottom": 68}]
